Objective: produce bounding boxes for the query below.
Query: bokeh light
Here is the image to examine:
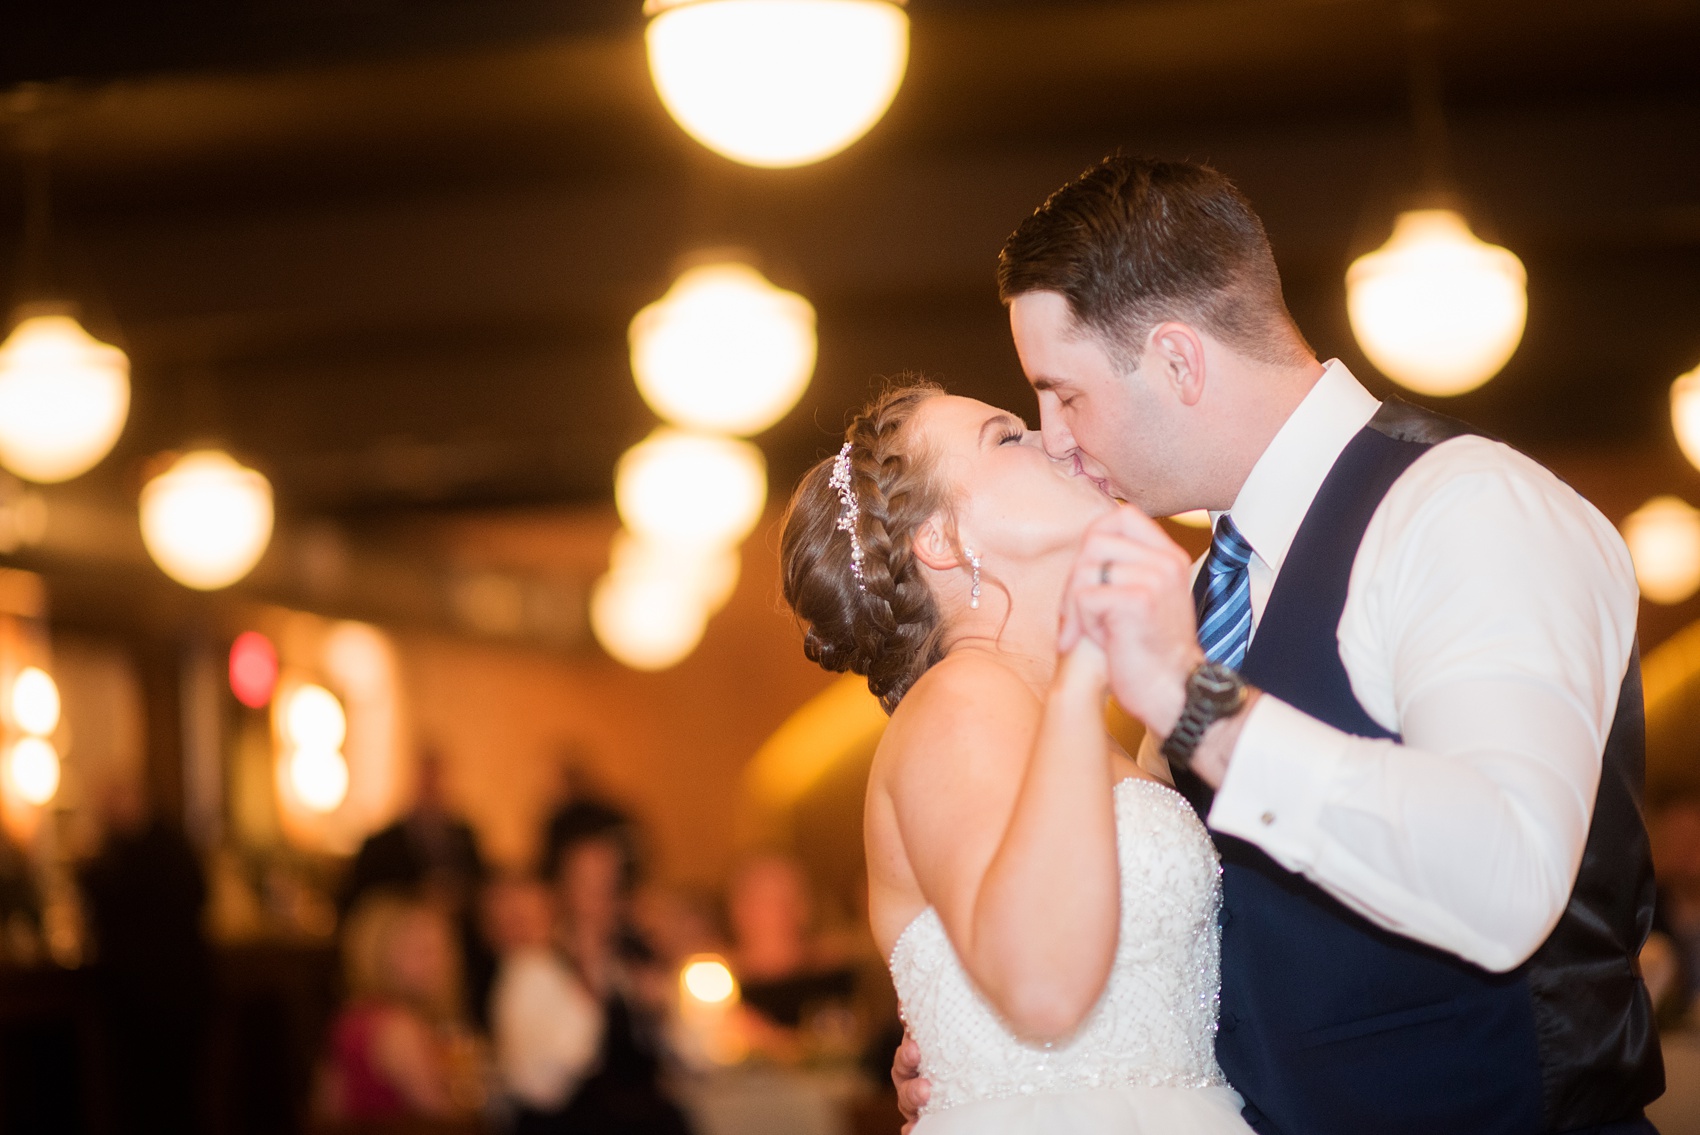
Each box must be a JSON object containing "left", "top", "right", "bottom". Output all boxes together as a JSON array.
[
  {"left": 0, "top": 312, "right": 130, "bottom": 483},
  {"left": 288, "top": 745, "right": 350, "bottom": 813},
  {"left": 1347, "top": 209, "right": 1527, "bottom": 397},
  {"left": 10, "top": 666, "right": 60, "bottom": 737},
  {"left": 645, "top": 0, "right": 910, "bottom": 168},
  {"left": 590, "top": 567, "right": 709, "bottom": 671},
  {"left": 615, "top": 429, "right": 766, "bottom": 550},
  {"left": 1623, "top": 495, "right": 1700, "bottom": 605},
  {"left": 229, "top": 631, "right": 280, "bottom": 709},
  {"left": 681, "top": 955, "right": 739, "bottom": 1004},
  {"left": 630, "top": 263, "right": 817, "bottom": 436},
  {"left": 1670, "top": 362, "right": 1700, "bottom": 472},
  {"left": 610, "top": 529, "right": 742, "bottom": 614},
  {"left": 284, "top": 683, "right": 348, "bottom": 752},
  {"left": 7, "top": 737, "right": 60, "bottom": 806},
  {"left": 140, "top": 450, "right": 275, "bottom": 590}
]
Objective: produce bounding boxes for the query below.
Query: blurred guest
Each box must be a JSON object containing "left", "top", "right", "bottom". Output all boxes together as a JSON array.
[
  {"left": 80, "top": 779, "right": 211, "bottom": 1135},
  {"left": 726, "top": 853, "right": 857, "bottom": 1063},
  {"left": 1647, "top": 795, "right": 1700, "bottom": 1021},
  {"left": 322, "top": 892, "right": 482, "bottom": 1121},
  {"left": 0, "top": 829, "right": 42, "bottom": 964},
  {"left": 491, "top": 812, "right": 693, "bottom": 1135},
  {"left": 340, "top": 745, "right": 495, "bottom": 1026}
]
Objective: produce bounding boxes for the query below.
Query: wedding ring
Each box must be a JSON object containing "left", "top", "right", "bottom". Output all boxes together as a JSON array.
[{"left": 1099, "top": 561, "right": 1113, "bottom": 586}]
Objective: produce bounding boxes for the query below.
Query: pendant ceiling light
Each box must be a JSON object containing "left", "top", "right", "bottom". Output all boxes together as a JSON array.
[
  {"left": 0, "top": 112, "right": 129, "bottom": 483},
  {"left": 590, "top": 567, "right": 710, "bottom": 672},
  {"left": 139, "top": 450, "right": 275, "bottom": 590},
  {"left": 1347, "top": 209, "right": 1527, "bottom": 397},
  {"left": 645, "top": 0, "right": 910, "bottom": 168},
  {"left": 1623, "top": 495, "right": 1700, "bottom": 606},
  {"left": 615, "top": 428, "right": 767, "bottom": 549},
  {"left": 1669, "top": 361, "right": 1700, "bottom": 472},
  {"left": 0, "top": 309, "right": 130, "bottom": 483},
  {"left": 1345, "top": 5, "right": 1526, "bottom": 397},
  {"left": 630, "top": 263, "right": 816, "bottom": 436}
]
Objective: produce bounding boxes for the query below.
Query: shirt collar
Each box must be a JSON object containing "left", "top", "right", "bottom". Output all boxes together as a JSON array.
[{"left": 1216, "top": 360, "right": 1381, "bottom": 576}]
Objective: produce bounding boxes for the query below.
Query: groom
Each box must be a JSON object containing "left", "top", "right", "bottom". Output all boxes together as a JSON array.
[{"left": 896, "top": 156, "right": 1663, "bottom": 1134}]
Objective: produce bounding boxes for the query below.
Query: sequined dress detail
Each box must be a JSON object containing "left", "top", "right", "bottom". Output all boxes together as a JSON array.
[{"left": 888, "top": 778, "right": 1250, "bottom": 1132}]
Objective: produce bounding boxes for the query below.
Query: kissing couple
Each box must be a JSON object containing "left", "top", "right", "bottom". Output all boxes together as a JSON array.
[{"left": 778, "top": 156, "right": 1662, "bottom": 1135}]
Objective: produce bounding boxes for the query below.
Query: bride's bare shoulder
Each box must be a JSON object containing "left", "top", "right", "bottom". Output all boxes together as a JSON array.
[{"left": 873, "top": 652, "right": 1041, "bottom": 782}]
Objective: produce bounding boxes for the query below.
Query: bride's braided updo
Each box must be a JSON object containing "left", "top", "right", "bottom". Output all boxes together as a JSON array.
[{"left": 780, "top": 380, "right": 953, "bottom": 714}]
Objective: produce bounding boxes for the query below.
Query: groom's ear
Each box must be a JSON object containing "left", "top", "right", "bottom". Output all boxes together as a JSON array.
[
  {"left": 1148, "top": 322, "right": 1207, "bottom": 407},
  {"left": 910, "top": 514, "right": 961, "bottom": 573}
]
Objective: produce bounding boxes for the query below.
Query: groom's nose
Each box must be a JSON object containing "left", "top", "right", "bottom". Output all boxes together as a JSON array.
[{"left": 1038, "top": 407, "right": 1077, "bottom": 460}]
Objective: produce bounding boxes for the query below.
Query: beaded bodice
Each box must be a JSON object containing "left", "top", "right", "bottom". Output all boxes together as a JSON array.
[{"left": 889, "top": 778, "right": 1226, "bottom": 1114}]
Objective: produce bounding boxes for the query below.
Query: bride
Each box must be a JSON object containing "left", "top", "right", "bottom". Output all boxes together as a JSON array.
[{"left": 779, "top": 381, "right": 1250, "bottom": 1134}]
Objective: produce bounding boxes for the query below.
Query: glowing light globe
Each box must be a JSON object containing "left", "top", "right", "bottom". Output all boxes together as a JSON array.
[
  {"left": 1166, "top": 510, "right": 1211, "bottom": 528},
  {"left": 681, "top": 956, "right": 739, "bottom": 1004},
  {"left": 1670, "top": 362, "right": 1700, "bottom": 472},
  {"left": 8, "top": 737, "right": 60, "bottom": 806},
  {"left": 140, "top": 450, "right": 274, "bottom": 590},
  {"left": 616, "top": 429, "right": 767, "bottom": 549},
  {"left": 1623, "top": 495, "right": 1700, "bottom": 605},
  {"left": 645, "top": 0, "right": 910, "bottom": 168},
  {"left": 590, "top": 567, "right": 709, "bottom": 671},
  {"left": 1346, "top": 209, "right": 1527, "bottom": 397},
  {"left": 0, "top": 312, "right": 130, "bottom": 483},
  {"left": 10, "top": 666, "right": 60, "bottom": 737},
  {"left": 630, "top": 263, "right": 817, "bottom": 436},
  {"left": 288, "top": 746, "right": 350, "bottom": 813},
  {"left": 283, "top": 684, "right": 347, "bottom": 753}
]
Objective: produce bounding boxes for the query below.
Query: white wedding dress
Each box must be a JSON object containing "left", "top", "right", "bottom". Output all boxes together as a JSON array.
[{"left": 888, "top": 777, "right": 1253, "bottom": 1133}]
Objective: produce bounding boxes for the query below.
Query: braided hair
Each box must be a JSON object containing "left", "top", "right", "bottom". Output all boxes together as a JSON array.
[{"left": 780, "top": 380, "right": 952, "bottom": 714}]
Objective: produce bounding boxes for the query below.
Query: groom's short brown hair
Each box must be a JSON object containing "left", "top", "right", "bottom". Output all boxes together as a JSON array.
[{"left": 997, "top": 155, "right": 1309, "bottom": 368}]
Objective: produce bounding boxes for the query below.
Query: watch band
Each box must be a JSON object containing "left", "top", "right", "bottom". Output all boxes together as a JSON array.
[{"left": 1161, "top": 662, "right": 1249, "bottom": 767}]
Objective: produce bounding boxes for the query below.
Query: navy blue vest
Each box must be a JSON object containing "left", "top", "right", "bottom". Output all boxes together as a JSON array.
[{"left": 1178, "top": 400, "right": 1662, "bottom": 1134}]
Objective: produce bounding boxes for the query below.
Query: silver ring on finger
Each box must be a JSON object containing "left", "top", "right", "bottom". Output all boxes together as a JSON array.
[{"left": 1099, "top": 560, "right": 1113, "bottom": 586}]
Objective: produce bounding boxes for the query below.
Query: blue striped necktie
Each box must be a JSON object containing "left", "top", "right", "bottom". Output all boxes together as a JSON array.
[{"left": 1193, "top": 514, "right": 1255, "bottom": 670}]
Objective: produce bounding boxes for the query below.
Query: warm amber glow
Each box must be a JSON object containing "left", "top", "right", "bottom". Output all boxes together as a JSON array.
[
  {"left": 630, "top": 263, "right": 817, "bottom": 436},
  {"left": 140, "top": 450, "right": 274, "bottom": 589},
  {"left": 590, "top": 568, "right": 709, "bottom": 671},
  {"left": 0, "top": 313, "right": 130, "bottom": 483},
  {"left": 288, "top": 746, "right": 350, "bottom": 813},
  {"left": 1624, "top": 496, "right": 1700, "bottom": 605},
  {"left": 1671, "top": 363, "right": 1700, "bottom": 472},
  {"left": 681, "top": 955, "right": 739, "bottom": 1004},
  {"left": 610, "top": 529, "right": 741, "bottom": 614},
  {"left": 1167, "top": 510, "right": 1212, "bottom": 528},
  {"left": 284, "top": 684, "right": 347, "bottom": 752},
  {"left": 7, "top": 737, "right": 59, "bottom": 806},
  {"left": 1347, "top": 209, "right": 1527, "bottom": 397},
  {"left": 616, "top": 429, "right": 766, "bottom": 549},
  {"left": 10, "top": 667, "right": 59, "bottom": 737},
  {"left": 646, "top": 0, "right": 909, "bottom": 168}
]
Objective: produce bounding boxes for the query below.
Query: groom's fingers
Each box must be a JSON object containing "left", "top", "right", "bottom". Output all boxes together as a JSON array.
[{"left": 892, "top": 1034, "right": 929, "bottom": 1128}]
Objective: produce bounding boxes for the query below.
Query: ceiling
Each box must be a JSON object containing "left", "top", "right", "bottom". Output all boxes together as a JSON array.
[{"left": 0, "top": 0, "right": 1695, "bottom": 528}]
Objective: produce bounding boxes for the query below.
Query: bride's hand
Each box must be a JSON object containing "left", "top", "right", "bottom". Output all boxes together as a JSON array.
[{"left": 1057, "top": 621, "right": 1110, "bottom": 693}]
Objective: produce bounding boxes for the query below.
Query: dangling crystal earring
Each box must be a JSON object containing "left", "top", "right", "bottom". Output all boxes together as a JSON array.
[{"left": 965, "top": 547, "right": 983, "bottom": 609}]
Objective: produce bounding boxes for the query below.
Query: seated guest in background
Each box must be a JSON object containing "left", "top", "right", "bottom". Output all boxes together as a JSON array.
[
  {"left": 80, "top": 777, "right": 212, "bottom": 1135},
  {"left": 725, "top": 853, "right": 858, "bottom": 1063},
  {"left": 322, "top": 892, "right": 481, "bottom": 1121},
  {"left": 340, "top": 744, "right": 496, "bottom": 1027},
  {"left": 491, "top": 811, "right": 694, "bottom": 1135}
]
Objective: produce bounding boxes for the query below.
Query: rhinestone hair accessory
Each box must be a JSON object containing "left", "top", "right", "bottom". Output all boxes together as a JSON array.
[{"left": 828, "top": 441, "right": 867, "bottom": 592}]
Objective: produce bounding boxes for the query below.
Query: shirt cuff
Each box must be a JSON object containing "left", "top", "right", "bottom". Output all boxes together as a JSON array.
[{"left": 1207, "top": 694, "right": 1351, "bottom": 872}]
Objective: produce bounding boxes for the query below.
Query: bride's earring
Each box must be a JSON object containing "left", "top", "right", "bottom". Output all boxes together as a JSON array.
[{"left": 965, "top": 548, "right": 983, "bottom": 609}]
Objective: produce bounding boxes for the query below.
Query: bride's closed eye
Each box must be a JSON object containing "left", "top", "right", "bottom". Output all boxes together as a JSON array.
[{"left": 998, "top": 426, "right": 1025, "bottom": 445}]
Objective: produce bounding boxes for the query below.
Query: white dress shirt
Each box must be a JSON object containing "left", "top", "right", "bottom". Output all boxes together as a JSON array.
[
  {"left": 1205, "top": 361, "right": 1640, "bottom": 974},
  {"left": 491, "top": 947, "right": 605, "bottom": 1110}
]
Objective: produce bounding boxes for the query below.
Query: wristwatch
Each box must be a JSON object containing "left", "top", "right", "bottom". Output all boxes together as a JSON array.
[{"left": 1160, "top": 661, "right": 1252, "bottom": 767}]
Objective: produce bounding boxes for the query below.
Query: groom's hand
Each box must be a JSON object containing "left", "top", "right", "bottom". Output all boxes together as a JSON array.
[
  {"left": 1063, "top": 506, "right": 1204, "bottom": 739},
  {"left": 892, "top": 1033, "right": 929, "bottom": 1133}
]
